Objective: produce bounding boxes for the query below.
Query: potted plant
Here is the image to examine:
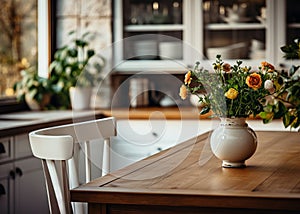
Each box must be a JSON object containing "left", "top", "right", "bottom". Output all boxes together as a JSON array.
[
  {"left": 14, "top": 67, "right": 52, "bottom": 110},
  {"left": 49, "top": 31, "right": 105, "bottom": 110},
  {"left": 179, "top": 55, "right": 299, "bottom": 167}
]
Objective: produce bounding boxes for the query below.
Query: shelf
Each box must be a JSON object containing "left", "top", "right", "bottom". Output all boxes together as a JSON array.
[
  {"left": 288, "top": 23, "right": 300, "bottom": 28},
  {"left": 125, "top": 24, "right": 184, "bottom": 32},
  {"left": 113, "top": 60, "right": 189, "bottom": 73},
  {"left": 205, "top": 23, "right": 266, "bottom": 30}
]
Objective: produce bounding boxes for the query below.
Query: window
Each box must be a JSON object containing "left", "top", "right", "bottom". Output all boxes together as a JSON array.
[
  {"left": 0, "top": 0, "right": 38, "bottom": 98},
  {"left": 0, "top": 0, "right": 52, "bottom": 112}
]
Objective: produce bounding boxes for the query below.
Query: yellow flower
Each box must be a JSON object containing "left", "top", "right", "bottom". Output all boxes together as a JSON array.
[
  {"left": 179, "top": 84, "right": 188, "bottom": 100},
  {"left": 246, "top": 73, "right": 262, "bottom": 90},
  {"left": 225, "top": 88, "right": 239, "bottom": 100},
  {"left": 213, "top": 63, "right": 221, "bottom": 70},
  {"left": 242, "top": 66, "right": 250, "bottom": 72},
  {"left": 184, "top": 71, "right": 192, "bottom": 85}
]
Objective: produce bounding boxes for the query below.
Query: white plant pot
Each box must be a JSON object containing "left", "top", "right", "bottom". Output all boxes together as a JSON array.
[
  {"left": 69, "top": 87, "right": 92, "bottom": 110},
  {"left": 210, "top": 118, "right": 257, "bottom": 168}
]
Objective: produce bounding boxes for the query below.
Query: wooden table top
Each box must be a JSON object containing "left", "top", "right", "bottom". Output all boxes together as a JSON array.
[{"left": 71, "top": 131, "right": 300, "bottom": 213}]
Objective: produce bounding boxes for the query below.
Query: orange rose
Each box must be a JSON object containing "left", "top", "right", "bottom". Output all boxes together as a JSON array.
[
  {"left": 261, "top": 61, "right": 275, "bottom": 72},
  {"left": 246, "top": 73, "right": 262, "bottom": 90},
  {"left": 179, "top": 85, "right": 188, "bottom": 100},
  {"left": 222, "top": 63, "right": 231, "bottom": 73},
  {"left": 184, "top": 71, "right": 192, "bottom": 85}
]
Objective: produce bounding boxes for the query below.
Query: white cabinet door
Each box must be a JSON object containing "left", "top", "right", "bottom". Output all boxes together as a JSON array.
[
  {"left": 14, "top": 134, "right": 32, "bottom": 159},
  {"left": 0, "top": 163, "right": 14, "bottom": 214},
  {"left": 13, "top": 157, "right": 48, "bottom": 214},
  {"left": 0, "top": 137, "right": 14, "bottom": 164},
  {"left": 111, "top": 119, "right": 214, "bottom": 171}
]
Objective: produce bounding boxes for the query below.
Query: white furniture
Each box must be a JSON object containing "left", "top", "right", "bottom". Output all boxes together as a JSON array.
[
  {"left": 0, "top": 134, "right": 48, "bottom": 214},
  {"left": 28, "top": 117, "right": 116, "bottom": 214},
  {"left": 111, "top": 118, "right": 296, "bottom": 171},
  {"left": 111, "top": 119, "right": 215, "bottom": 170},
  {"left": 113, "top": 0, "right": 300, "bottom": 72}
]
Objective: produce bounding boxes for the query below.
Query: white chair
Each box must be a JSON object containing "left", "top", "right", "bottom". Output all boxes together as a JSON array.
[{"left": 29, "top": 117, "right": 116, "bottom": 214}]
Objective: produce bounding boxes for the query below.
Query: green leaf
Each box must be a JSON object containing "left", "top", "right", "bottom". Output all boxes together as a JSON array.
[
  {"left": 200, "top": 106, "right": 210, "bottom": 115},
  {"left": 283, "top": 113, "right": 290, "bottom": 128}
]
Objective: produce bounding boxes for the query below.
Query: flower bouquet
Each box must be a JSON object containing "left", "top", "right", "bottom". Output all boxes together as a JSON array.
[
  {"left": 179, "top": 55, "right": 299, "bottom": 130},
  {"left": 180, "top": 55, "right": 299, "bottom": 167}
]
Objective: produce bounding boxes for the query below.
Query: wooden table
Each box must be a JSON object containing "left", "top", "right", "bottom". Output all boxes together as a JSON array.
[{"left": 71, "top": 131, "right": 300, "bottom": 214}]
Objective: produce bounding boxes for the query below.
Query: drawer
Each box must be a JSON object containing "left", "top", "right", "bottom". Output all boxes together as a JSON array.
[
  {"left": 116, "top": 119, "right": 212, "bottom": 149},
  {"left": 0, "top": 137, "right": 13, "bottom": 163},
  {"left": 14, "top": 134, "right": 32, "bottom": 159}
]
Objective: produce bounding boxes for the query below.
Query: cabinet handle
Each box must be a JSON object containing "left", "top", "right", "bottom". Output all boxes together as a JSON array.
[
  {"left": 0, "top": 184, "right": 5, "bottom": 196},
  {"left": 152, "top": 132, "right": 158, "bottom": 137},
  {"left": 0, "top": 143, "right": 5, "bottom": 154},
  {"left": 9, "top": 170, "right": 15, "bottom": 180},
  {"left": 16, "top": 167, "right": 23, "bottom": 177}
]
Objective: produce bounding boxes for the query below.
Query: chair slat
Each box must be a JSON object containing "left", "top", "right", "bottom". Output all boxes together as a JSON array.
[{"left": 84, "top": 141, "right": 91, "bottom": 183}]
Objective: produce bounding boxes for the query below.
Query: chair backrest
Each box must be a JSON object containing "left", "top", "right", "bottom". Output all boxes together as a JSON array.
[{"left": 29, "top": 117, "right": 116, "bottom": 214}]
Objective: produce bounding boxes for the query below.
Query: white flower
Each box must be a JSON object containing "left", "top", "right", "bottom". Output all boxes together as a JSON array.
[{"left": 264, "top": 80, "right": 275, "bottom": 93}]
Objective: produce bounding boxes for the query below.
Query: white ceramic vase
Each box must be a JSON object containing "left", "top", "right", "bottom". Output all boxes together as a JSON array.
[
  {"left": 69, "top": 87, "right": 92, "bottom": 110},
  {"left": 210, "top": 117, "right": 257, "bottom": 168}
]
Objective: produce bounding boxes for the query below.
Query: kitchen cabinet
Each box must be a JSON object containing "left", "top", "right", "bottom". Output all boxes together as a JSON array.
[
  {"left": 201, "top": 0, "right": 269, "bottom": 64},
  {"left": 0, "top": 135, "right": 48, "bottom": 214},
  {"left": 113, "top": 0, "right": 299, "bottom": 71},
  {"left": 111, "top": 0, "right": 300, "bottom": 108},
  {"left": 285, "top": 0, "right": 300, "bottom": 44},
  {"left": 113, "top": 0, "right": 195, "bottom": 72},
  {"left": 13, "top": 157, "right": 47, "bottom": 213},
  {"left": 275, "top": 0, "right": 300, "bottom": 66},
  {"left": 111, "top": 119, "right": 214, "bottom": 170},
  {"left": 0, "top": 163, "right": 13, "bottom": 214}
]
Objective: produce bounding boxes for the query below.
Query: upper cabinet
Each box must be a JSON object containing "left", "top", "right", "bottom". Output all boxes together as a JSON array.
[
  {"left": 201, "top": 0, "right": 267, "bottom": 62},
  {"left": 113, "top": 0, "right": 300, "bottom": 72},
  {"left": 113, "top": 0, "right": 192, "bottom": 72},
  {"left": 276, "top": 0, "right": 300, "bottom": 66}
]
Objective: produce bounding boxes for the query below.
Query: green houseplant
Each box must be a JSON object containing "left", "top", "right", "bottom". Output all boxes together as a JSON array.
[
  {"left": 14, "top": 31, "right": 105, "bottom": 110},
  {"left": 49, "top": 31, "right": 105, "bottom": 110},
  {"left": 14, "top": 66, "right": 52, "bottom": 110}
]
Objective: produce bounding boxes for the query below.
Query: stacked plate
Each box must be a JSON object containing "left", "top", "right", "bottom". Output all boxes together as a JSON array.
[
  {"left": 159, "top": 42, "right": 183, "bottom": 60},
  {"left": 134, "top": 40, "right": 158, "bottom": 60},
  {"left": 206, "top": 42, "right": 248, "bottom": 59}
]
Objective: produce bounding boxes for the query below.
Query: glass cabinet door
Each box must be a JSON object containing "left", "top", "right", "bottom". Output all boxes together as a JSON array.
[
  {"left": 276, "top": 0, "right": 300, "bottom": 66},
  {"left": 201, "top": 0, "right": 267, "bottom": 62},
  {"left": 286, "top": 0, "right": 300, "bottom": 45},
  {"left": 114, "top": 0, "right": 185, "bottom": 70}
]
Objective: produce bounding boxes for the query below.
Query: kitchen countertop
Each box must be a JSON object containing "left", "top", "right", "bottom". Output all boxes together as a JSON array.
[
  {"left": 0, "top": 110, "right": 105, "bottom": 137},
  {"left": 0, "top": 107, "right": 208, "bottom": 137},
  {"left": 0, "top": 107, "right": 294, "bottom": 137},
  {"left": 99, "top": 106, "right": 212, "bottom": 119}
]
